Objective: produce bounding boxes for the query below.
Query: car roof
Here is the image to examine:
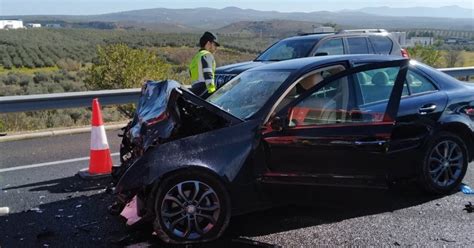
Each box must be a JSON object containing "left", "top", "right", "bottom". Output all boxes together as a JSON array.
[
  {"left": 247, "top": 54, "right": 405, "bottom": 71},
  {"left": 281, "top": 31, "right": 392, "bottom": 42}
]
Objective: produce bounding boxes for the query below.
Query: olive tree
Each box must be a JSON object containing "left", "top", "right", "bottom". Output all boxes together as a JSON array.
[
  {"left": 444, "top": 49, "right": 464, "bottom": 68},
  {"left": 407, "top": 44, "right": 442, "bottom": 67},
  {"left": 85, "top": 44, "right": 172, "bottom": 116},
  {"left": 85, "top": 44, "right": 171, "bottom": 89}
]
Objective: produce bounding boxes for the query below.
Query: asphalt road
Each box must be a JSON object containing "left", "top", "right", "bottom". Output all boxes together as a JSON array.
[
  {"left": 0, "top": 131, "right": 473, "bottom": 247},
  {"left": 0, "top": 129, "right": 123, "bottom": 169}
]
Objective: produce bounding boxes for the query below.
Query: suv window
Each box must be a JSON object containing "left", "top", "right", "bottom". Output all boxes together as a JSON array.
[
  {"left": 347, "top": 37, "right": 369, "bottom": 54},
  {"left": 256, "top": 39, "right": 317, "bottom": 61},
  {"left": 315, "top": 38, "right": 344, "bottom": 55},
  {"left": 369, "top": 36, "right": 393, "bottom": 54}
]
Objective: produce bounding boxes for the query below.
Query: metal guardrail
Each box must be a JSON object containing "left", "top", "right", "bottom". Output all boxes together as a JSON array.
[
  {"left": 0, "top": 88, "right": 141, "bottom": 113},
  {"left": 439, "top": 66, "right": 474, "bottom": 78},
  {"left": 0, "top": 67, "right": 473, "bottom": 114}
]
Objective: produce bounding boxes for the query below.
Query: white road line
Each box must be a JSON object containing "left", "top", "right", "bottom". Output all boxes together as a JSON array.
[{"left": 0, "top": 152, "right": 120, "bottom": 173}]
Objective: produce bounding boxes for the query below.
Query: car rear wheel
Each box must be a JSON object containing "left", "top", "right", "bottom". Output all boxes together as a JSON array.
[
  {"left": 153, "top": 170, "right": 231, "bottom": 244},
  {"left": 418, "top": 132, "right": 468, "bottom": 195}
]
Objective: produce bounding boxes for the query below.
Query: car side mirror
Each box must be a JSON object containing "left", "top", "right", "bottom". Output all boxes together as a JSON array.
[
  {"left": 314, "top": 52, "right": 329, "bottom": 57},
  {"left": 270, "top": 116, "right": 287, "bottom": 131}
]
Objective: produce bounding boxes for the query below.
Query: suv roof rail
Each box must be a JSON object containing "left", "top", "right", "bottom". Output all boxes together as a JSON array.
[
  {"left": 298, "top": 32, "right": 335, "bottom": 36},
  {"left": 338, "top": 29, "right": 388, "bottom": 34}
]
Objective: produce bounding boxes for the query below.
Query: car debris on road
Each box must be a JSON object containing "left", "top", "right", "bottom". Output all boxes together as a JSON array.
[
  {"left": 463, "top": 202, "right": 473, "bottom": 213},
  {"left": 460, "top": 184, "right": 474, "bottom": 194},
  {"left": 0, "top": 206, "right": 9, "bottom": 216}
]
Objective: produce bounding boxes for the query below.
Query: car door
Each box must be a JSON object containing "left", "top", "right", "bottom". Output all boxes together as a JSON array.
[
  {"left": 385, "top": 67, "right": 449, "bottom": 176},
  {"left": 261, "top": 59, "right": 409, "bottom": 187}
]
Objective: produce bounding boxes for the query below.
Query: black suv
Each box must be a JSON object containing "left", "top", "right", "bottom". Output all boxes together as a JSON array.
[{"left": 215, "top": 29, "right": 407, "bottom": 86}]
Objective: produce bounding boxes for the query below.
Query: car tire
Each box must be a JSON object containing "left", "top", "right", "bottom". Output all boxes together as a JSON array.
[
  {"left": 418, "top": 132, "right": 468, "bottom": 195},
  {"left": 152, "top": 170, "right": 231, "bottom": 244}
]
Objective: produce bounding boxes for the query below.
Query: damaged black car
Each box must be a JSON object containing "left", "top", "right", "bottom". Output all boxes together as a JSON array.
[{"left": 113, "top": 55, "right": 474, "bottom": 244}]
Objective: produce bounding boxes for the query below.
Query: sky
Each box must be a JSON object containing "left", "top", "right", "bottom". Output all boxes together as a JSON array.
[{"left": 0, "top": 0, "right": 473, "bottom": 16}]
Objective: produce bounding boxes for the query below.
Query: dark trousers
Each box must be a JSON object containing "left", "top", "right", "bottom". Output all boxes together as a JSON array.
[{"left": 190, "top": 81, "right": 211, "bottom": 99}]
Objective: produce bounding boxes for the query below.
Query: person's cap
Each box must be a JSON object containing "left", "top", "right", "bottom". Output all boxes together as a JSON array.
[{"left": 200, "top": 31, "right": 220, "bottom": 46}]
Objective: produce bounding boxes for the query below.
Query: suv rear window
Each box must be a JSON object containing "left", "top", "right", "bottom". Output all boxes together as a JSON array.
[
  {"left": 346, "top": 37, "right": 369, "bottom": 54},
  {"left": 369, "top": 36, "right": 393, "bottom": 54}
]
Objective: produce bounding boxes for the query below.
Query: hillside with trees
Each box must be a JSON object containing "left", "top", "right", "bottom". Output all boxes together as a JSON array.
[
  {"left": 0, "top": 29, "right": 273, "bottom": 70},
  {"left": 6, "top": 6, "right": 473, "bottom": 31}
]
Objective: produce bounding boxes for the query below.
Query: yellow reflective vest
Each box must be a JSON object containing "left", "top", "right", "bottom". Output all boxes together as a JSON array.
[{"left": 189, "top": 49, "right": 216, "bottom": 93}]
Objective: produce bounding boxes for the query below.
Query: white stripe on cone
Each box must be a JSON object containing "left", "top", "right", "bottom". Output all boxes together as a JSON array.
[{"left": 90, "top": 125, "right": 109, "bottom": 150}]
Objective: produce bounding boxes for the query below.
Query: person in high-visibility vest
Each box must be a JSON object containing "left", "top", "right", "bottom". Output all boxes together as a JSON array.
[{"left": 189, "top": 31, "right": 220, "bottom": 98}]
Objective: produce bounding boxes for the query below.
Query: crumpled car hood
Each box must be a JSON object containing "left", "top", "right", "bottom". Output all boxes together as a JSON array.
[
  {"left": 127, "top": 80, "right": 242, "bottom": 151},
  {"left": 115, "top": 80, "right": 245, "bottom": 189}
]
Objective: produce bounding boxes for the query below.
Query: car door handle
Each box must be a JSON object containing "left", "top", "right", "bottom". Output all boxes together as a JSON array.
[
  {"left": 354, "top": 140, "right": 386, "bottom": 146},
  {"left": 419, "top": 104, "right": 436, "bottom": 114}
]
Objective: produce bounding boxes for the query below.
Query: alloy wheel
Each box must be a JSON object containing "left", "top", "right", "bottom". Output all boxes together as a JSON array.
[
  {"left": 160, "top": 180, "right": 221, "bottom": 240},
  {"left": 428, "top": 140, "right": 464, "bottom": 187}
]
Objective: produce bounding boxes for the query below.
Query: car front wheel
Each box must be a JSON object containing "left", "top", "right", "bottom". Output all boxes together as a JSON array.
[
  {"left": 418, "top": 132, "right": 468, "bottom": 195},
  {"left": 153, "top": 170, "right": 231, "bottom": 244}
]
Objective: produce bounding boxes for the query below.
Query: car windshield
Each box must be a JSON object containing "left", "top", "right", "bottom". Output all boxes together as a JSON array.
[
  {"left": 255, "top": 39, "right": 317, "bottom": 62},
  {"left": 207, "top": 70, "right": 291, "bottom": 119}
]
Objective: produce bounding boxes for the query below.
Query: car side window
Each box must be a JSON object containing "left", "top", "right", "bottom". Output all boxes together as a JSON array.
[
  {"left": 402, "top": 82, "right": 410, "bottom": 97},
  {"left": 289, "top": 77, "right": 353, "bottom": 126},
  {"left": 406, "top": 70, "right": 437, "bottom": 95},
  {"left": 287, "top": 66, "right": 402, "bottom": 127},
  {"left": 346, "top": 37, "right": 369, "bottom": 54},
  {"left": 358, "top": 67, "right": 400, "bottom": 105},
  {"left": 315, "top": 39, "right": 344, "bottom": 55},
  {"left": 274, "top": 65, "right": 346, "bottom": 113},
  {"left": 369, "top": 36, "right": 393, "bottom": 54}
]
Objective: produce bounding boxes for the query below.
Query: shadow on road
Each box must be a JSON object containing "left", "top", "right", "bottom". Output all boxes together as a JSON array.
[
  {"left": 227, "top": 184, "right": 442, "bottom": 238},
  {"left": 0, "top": 176, "right": 445, "bottom": 247},
  {"left": 3, "top": 175, "right": 109, "bottom": 193}
]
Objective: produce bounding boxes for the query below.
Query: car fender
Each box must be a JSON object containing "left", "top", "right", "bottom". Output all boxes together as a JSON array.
[
  {"left": 115, "top": 119, "right": 260, "bottom": 193},
  {"left": 439, "top": 102, "right": 474, "bottom": 132},
  {"left": 438, "top": 112, "right": 474, "bottom": 160}
]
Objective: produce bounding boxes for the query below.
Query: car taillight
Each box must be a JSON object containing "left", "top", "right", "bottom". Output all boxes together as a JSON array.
[{"left": 401, "top": 48, "right": 409, "bottom": 58}]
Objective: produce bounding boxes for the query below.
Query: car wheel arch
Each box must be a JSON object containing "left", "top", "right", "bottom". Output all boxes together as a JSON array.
[
  {"left": 440, "top": 122, "right": 474, "bottom": 162},
  {"left": 146, "top": 165, "right": 232, "bottom": 211}
]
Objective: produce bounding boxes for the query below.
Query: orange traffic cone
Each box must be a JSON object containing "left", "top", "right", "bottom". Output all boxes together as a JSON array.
[{"left": 78, "top": 98, "right": 113, "bottom": 179}]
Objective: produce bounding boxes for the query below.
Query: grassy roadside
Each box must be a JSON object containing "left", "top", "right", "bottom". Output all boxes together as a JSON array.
[{"left": 462, "top": 51, "right": 474, "bottom": 67}]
